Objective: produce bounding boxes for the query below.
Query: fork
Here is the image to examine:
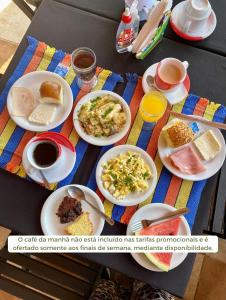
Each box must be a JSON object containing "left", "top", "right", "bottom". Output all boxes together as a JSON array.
[{"left": 131, "top": 207, "right": 189, "bottom": 233}]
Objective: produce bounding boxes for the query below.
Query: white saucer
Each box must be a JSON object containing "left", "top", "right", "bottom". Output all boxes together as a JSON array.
[
  {"left": 158, "top": 117, "right": 226, "bottom": 181},
  {"left": 41, "top": 184, "right": 105, "bottom": 235},
  {"left": 7, "top": 71, "right": 73, "bottom": 132},
  {"left": 142, "top": 63, "right": 190, "bottom": 105},
  {"left": 126, "top": 203, "right": 191, "bottom": 272},
  {"left": 22, "top": 136, "right": 76, "bottom": 184},
  {"left": 170, "top": 1, "right": 217, "bottom": 41}
]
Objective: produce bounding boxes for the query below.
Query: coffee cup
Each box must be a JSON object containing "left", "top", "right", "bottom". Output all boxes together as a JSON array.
[
  {"left": 27, "top": 137, "right": 61, "bottom": 171},
  {"left": 181, "top": 0, "right": 212, "bottom": 34},
  {"left": 154, "top": 58, "right": 189, "bottom": 91}
]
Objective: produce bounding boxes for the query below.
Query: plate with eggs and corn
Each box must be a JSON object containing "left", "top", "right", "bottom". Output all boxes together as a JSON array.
[{"left": 96, "top": 145, "right": 157, "bottom": 206}]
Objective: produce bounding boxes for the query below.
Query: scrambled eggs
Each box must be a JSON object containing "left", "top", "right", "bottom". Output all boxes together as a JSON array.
[
  {"left": 101, "top": 151, "right": 152, "bottom": 200},
  {"left": 78, "top": 94, "right": 127, "bottom": 137}
]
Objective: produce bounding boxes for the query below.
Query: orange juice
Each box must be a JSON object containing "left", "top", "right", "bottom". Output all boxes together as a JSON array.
[{"left": 139, "top": 91, "right": 167, "bottom": 123}]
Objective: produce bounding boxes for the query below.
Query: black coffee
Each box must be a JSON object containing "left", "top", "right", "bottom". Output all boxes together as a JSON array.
[{"left": 33, "top": 142, "right": 58, "bottom": 167}]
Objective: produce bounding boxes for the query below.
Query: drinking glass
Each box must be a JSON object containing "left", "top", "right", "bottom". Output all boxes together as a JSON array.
[
  {"left": 139, "top": 91, "right": 168, "bottom": 130},
  {"left": 71, "top": 47, "right": 97, "bottom": 91}
]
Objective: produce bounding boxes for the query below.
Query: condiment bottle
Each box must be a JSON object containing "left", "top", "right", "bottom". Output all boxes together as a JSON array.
[{"left": 116, "top": 7, "right": 138, "bottom": 53}]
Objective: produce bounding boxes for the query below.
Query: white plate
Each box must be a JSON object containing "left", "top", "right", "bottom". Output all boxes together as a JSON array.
[
  {"left": 171, "top": 1, "right": 217, "bottom": 40},
  {"left": 96, "top": 145, "right": 157, "bottom": 206},
  {"left": 142, "top": 63, "right": 190, "bottom": 105},
  {"left": 22, "top": 136, "right": 76, "bottom": 183},
  {"left": 73, "top": 90, "right": 131, "bottom": 146},
  {"left": 41, "top": 184, "right": 105, "bottom": 235},
  {"left": 127, "top": 203, "right": 191, "bottom": 272},
  {"left": 7, "top": 71, "right": 73, "bottom": 132},
  {"left": 158, "top": 117, "right": 226, "bottom": 181}
]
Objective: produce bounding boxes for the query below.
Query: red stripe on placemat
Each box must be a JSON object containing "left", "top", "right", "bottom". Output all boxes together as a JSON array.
[
  {"left": 6, "top": 131, "right": 35, "bottom": 172},
  {"left": 121, "top": 205, "right": 138, "bottom": 224},
  {"left": 164, "top": 97, "right": 209, "bottom": 206},
  {"left": 24, "top": 42, "right": 47, "bottom": 74},
  {"left": 146, "top": 103, "right": 171, "bottom": 159},
  {"left": 61, "top": 53, "right": 71, "bottom": 66}
]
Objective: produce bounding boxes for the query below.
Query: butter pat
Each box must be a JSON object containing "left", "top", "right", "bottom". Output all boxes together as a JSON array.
[
  {"left": 28, "top": 103, "right": 56, "bottom": 125},
  {"left": 194, "top": 130, "right": 221, "bottom": 161}
]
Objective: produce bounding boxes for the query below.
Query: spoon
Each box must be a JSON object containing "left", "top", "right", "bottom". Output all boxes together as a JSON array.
[
  {"left": 67, "top": 186, "right": 115, "bottom": 226},
  {"left": 146, "top": 74, "right": 156, "bottom": 89}
]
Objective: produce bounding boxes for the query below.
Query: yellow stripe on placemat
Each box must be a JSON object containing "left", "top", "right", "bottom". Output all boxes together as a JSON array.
[
  {"left": 140, "top": 99, "right": 186, "bottom": 207},
  {"left": 65, "top": 67, "right": 76, "bottom": 86},
  {"left": 104, "top": 200, "right": 114, "bottom": 218},
  {"left": 0, "top": 119, "right": 17, "bottom": 156},
  {"left": 174, "top": 101, "right": 220, "bottom": 209},
  {"left": 16, "top": 46, "right": 57, "bottom": 178},
  {"left": 92, "top": 69, "right": 112, "bottom": 91},
  {"left": 127, "top": 112, "right": 143, "bottom": 145},
  {"left": 36, "top": 45, "right": 55, "bottom": 71},
  {"left": 203, "top": 102, "right": 221, "bottom": 120}
]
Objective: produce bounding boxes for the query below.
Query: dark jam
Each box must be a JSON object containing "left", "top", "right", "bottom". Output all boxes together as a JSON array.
[
  {"left": 33, "top": 142, "right": 58, "bottom": 167},
  {"left": 73, "top": 53, "right": 94, "bottom": 69}
]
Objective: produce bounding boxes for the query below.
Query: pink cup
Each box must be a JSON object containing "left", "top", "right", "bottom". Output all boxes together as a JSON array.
[{"left": 155, "top": 58, "right": 189, "bottom": 91}]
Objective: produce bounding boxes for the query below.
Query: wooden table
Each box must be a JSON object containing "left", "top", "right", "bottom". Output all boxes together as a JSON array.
[{"left": 0, "top": 0, "right": 225, "bottom": 297}]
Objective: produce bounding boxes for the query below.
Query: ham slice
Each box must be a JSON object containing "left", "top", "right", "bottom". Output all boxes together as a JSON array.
[
  {"left": 169, "top": 145, "right": 206, "bottom": 175},
  {"left": 11, "top": 87, "right": 36, "bottom": 117}
]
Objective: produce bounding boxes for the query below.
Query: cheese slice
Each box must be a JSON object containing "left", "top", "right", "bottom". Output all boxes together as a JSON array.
[
  {"left": 193, "top": 130, "right": 221, "bottom": 161},
  {"left": 11, "top": 87, "right": 36, "bottom": 117},
  {"left": 28, "top": 104, "right": 56, "bottom": 125}
]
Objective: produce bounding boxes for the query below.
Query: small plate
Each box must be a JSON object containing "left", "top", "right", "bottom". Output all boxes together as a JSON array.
[
  {"left": 127, "top": 203, "right": 191, "bottom": 272},
  {"left": 22, "top": 133, "right": 76, "bottom": 184},
  {"left": 158, "top": 117, "right": 226, "bottom": 181},
  {"left": 7, "top": 71, "right": 73, "bottom": 132},
  {"left": 73, "top": 90, "right": 131, "bottom": 146},
  {"left": 96, "top": 145, "right": 157, "bottom": 206},
  {"left": 170, "top": 1, "right": 217, "bottom": 41},
  {"left": 41, "top": 184, "right": 105, "bottom": 235},
  {"left": 142, "top": 63, "right": 190, "bottom": 105}
]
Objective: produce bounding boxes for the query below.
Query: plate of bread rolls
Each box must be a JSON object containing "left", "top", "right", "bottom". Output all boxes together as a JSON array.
[{"left": 7, "top": 71, "right": 73, "bottom": 132}]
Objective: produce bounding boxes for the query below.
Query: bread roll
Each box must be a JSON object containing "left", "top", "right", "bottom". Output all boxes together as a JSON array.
[{"left": 39, "top": 81, "right": 63, "bottom": 105}]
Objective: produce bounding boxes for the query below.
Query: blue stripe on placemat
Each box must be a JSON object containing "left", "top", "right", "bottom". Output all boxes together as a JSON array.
[
  {"left": 185, "top": 103, "right": 226, "bottom": 227},
  {"left": 0, "top": 36, "right": 38, "bottom": 112},
  {"left": 136, "top": 123, "right": 153, "bottom": 150},
  {"left": 47, "top": 50, "right": 66, "bottom": 72},
  {"left": 151, "top": 94, "right": 199, "bottom": 204}
]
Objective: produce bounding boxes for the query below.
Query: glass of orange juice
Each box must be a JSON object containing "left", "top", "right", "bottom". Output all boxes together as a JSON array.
[{"left": 139, "top": 91, "right": 168, "bottom": 130}]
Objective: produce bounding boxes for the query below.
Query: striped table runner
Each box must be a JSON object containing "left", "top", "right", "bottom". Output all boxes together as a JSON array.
[
  {"left": 0, "top": 36, "right": 123, "bottom": 190},
  {"left": 87, "top": 75, "right": 226, "bottom": 228},
  {"left": 0, "top": 36, "right": 225, "bottom": 229}
]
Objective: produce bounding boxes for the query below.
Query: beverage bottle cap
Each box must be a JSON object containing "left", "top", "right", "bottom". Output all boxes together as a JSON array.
[{"left": 122, "top": 7, "right": 132, "bottom": 23}]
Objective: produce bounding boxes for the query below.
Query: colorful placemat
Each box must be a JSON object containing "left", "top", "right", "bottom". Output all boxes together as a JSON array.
[
  {"left": 87, "top": 75, "right": 226, "bottom": 228},
  {"left": 0, "top": 36, "right": 225, "bottom": 230},
  {"left": 0, "top": 36, "right": 123, "bottom": 190}
]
